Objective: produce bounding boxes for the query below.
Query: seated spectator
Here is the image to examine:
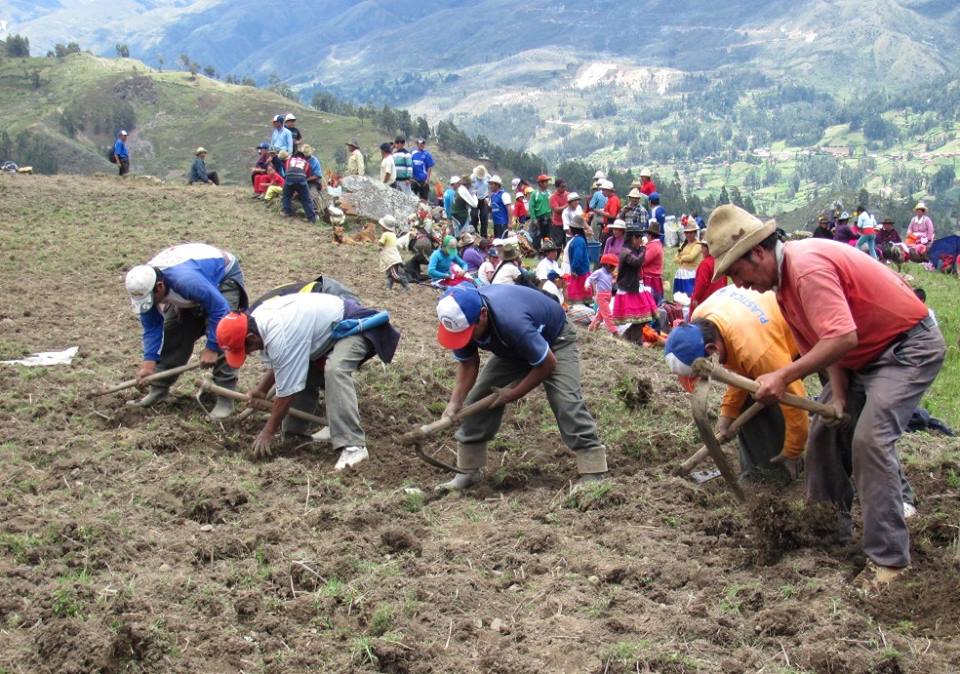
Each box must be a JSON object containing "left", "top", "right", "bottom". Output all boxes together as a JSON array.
[
  {"left": 302, "top": 144, "right": 324, "bottom": 193},
  {"left": 459, "top": 232, "right": 484, "bottom": 273},
  {"left": 188, "top": 147, "right": 219, "bottom": 185},
  {"left": 254, "top": 162, "right": 284, "bottom": 196},
  {"left": 251, "top": 142, "right": 271, "bottom": 188}
]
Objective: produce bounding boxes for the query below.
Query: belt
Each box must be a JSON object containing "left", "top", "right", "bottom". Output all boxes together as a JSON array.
[{"left": 891, "top": 313, "right": 936, "bottom": 347}]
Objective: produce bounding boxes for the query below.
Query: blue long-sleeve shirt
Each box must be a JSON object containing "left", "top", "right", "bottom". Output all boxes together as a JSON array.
[
  {"left": 589, "top": 190, "right": 606, "bottom": 211},
  {"left": 271, "top": 127, "right": 293, "bottom": 154},
  {"left": 114, "top": 138, "right": 129, "bottom": 160},
  {"left": 443, "top": 187, "right": 456, "bottom": 219},
  {"left": 307, "top": 155, "right": 322, "bottom": 179},
  {"left": 138, "top": 243, "right": 237, "bottom": 361},
  {"left": 428, "top": 249, "right": 467, "bottom": 280},
  {"left": 567, "top": 235, "right": 590, "bottom": 275}
]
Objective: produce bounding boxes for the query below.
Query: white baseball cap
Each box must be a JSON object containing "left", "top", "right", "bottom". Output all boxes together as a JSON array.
[
  {"left": 511, "top": 178, "right": 521, "bottom": 189},
  {"left": 567, "top": 192, "right": 581, "bottom": 202},
  {"left": 450, "top": 175, "right": 461, "bottom": 183},
  {"left": 285, "top": 113, "right": 296, "bottom": 121},
  {"left": 599, "top": 179, "right": 614, "bottom": 190},
  {"left": 125, "top": 265, "right": 158, "bottom": 314}
]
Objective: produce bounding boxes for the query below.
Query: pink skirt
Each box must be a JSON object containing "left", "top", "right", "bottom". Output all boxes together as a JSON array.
[
  {"left": 612, "top": 290, "right": 657, "bottom": 324},
  {"left": 566, "top": 273, "right": 590, "bottom": 301}
]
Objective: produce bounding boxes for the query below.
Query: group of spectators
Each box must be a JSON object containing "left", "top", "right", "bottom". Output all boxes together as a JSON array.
[{"left": 810, "top": 201, "right": 937, "bottom": 263}]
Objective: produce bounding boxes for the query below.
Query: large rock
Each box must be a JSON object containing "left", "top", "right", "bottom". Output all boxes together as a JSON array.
[{"left": 338, "top": 175, "right": 420, "bottom": 223}]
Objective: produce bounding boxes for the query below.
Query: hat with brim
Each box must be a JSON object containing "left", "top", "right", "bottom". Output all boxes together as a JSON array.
[
  {"left": 706, "top": 204, "right": 777, "bottom": 282},
  {"left": 610, "top": 219, "right": 626, "bottom": 230},
  {"left": 195, "top": 147, "right": 207, "bottom": 155},
  {"left": 914, "top": 202, "right": 927, "bottom": 211},
  {"left": 450, "top": 175, "right": 461, "bottom": 184},
  {"left": 567, "top": 192, "right": 580, "bottom": 203},
  {"left": 881, "top": 217, "right": 895, "bottom": 225},
  {"left": 539, "top": 239, "right": 558, "bottom": 253},
  {"left": 459, "top": 232, "right": 476, "bottom": 246},
  {"left": 346, "top": 140, "right": 360, "bottom": 148},
  {"left": 215, "top": 312, "right": 250, "bottom": 369},
  {"left": 436, "top": 286, "right": 483, "bottom": 350},
  {"left": 683, "top": 222, "right": 699, "bottom": 233},
  {"left": 488, "top": 175, "right": 502, "bottom": 186},
  {"left": 639, "top": 167, "right": 652, "bottom": 178},
  {"left": 569, "top": 215, "right": 586, "bottom": 230},
  {"left": 627, "top": 188, "right": 642, "bottom": 199},
  {"left": 537, "top": 174, "right": 551, "bottom": 183},
  {"left": 645, "top": 221, "right": 661, "bottom": 236},
  {"left": 500, "top": 244, "right": 521, "bottom": 261},
  {"left": 379, "top": 215, "right": 396, "bottom": 231}
]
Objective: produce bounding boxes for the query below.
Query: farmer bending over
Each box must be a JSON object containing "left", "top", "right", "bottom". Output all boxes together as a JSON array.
[
  {"left": 124, "top": 242, "right": 247, "bottom": 418},
  {"left": 215, "top": 292, "right": 399, "bottom": 470},
  {"left": 434, "top": 284, "right": 608, "bottom": 491},
  {"left": 706, "top": 204, "right": 945, "bottom": 593}
]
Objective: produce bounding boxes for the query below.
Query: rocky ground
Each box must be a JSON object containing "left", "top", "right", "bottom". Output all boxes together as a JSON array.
[{"left": 0, "top": 174, "right": 957, "bottom": 673}]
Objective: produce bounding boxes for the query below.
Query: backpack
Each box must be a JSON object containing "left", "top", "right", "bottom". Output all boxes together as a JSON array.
[{"left": 106, "top": 146, "right": 117, "bottom": 164}]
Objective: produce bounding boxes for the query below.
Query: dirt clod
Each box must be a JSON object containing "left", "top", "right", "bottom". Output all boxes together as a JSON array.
[{"left": 380, "top": 528, "right": 422, "bottom": 556}]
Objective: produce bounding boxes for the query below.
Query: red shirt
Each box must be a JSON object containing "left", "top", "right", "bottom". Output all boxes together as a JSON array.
[
  {"left": 549, "top": 190, "right": 568, "bottom": 226},
  {"left": 640, "top": 180, "right": 656, "bottom": 196},
  {"left": 603, "top": 194, "right": 621, "bottom": 222},
  {"left": 690, "top": 255, "right": 727, "bottom": 311},
  {"left": 777, "top": 239, "right": 929, "bottom": 370},
  {"left": 514, "top": 193, "right": 528, "bottom": 219}
]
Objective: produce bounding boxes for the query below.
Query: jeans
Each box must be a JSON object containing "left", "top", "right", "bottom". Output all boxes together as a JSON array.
[{"left": 282, "top": 177, "right": 316, "bottom": 222}]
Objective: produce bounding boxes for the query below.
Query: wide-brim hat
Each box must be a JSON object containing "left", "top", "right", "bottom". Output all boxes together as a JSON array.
[
  {"left": 645, "top": 221, "right": 661, "bottom": 236},
  {"left": 195, "top": 147, "right": 207, "bottom": 155},
  {"left": 592, "top": 170, "right": 606, "bottom": 180},
  {"left": 706, "top": 204, "right": 777, "bottom": 282},
  {"left": 914, "top": 202, "right": 927, "bottom": 211},
  {"left": 610, "top": 219, "right": 626, "bottom": 230},
  {"left": 682, "top": 222, "right": 699, "bottom": 233},
  {"left": 627, "top": 188, "right": 642, "bottom": 199},
  {"left": 346, "top": 140, "right": 360, "bottom": 148},
  {"left": 500, "top": 244, "right": 521, "bottom": 261},
  {"left": 569, "top": 215, "right": 587, "bottom": 230},
  {"left": 598, "top": 179, "right": 614, "bottom": 190},
  {"left": 472, "top": 165, "right": 489, "bottom": 180},
  {"left": 639, "top": 167, "right": 653, "bottom": 178},
  {"left": 459, "top": 232, "right": 476, "bottom": 246},
  {"left": 567, "top": 192, "right": 581, "bottom": 203},
  {"left": 378, "top": 215, "right": 396, "bottom": 231},
  {"left": 539, "top": 239, "right": 558, "bottom": 253},
  {"left": 881, "top": 217, "right": 895, "bottom": 224}
]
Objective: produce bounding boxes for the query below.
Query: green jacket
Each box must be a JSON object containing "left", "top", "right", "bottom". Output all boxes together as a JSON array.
[{"left": 529, "top": 189, "right": 551, "bottom": 219}]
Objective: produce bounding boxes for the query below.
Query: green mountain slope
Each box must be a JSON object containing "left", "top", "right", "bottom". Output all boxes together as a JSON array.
[{"left": 0, "top": 53, "right": 484, "bottom": 184}]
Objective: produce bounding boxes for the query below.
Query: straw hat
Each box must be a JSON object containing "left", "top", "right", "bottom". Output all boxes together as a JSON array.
[
  {"left": 639, "top": 167, "right": 652, "bottom": 178},
  {"left": 569, "top": 215, "right": 587, "bottom": 230},
  {"left": 378, "top": 215, "right": 396, "bottom": 232},
  {"left": 459, "top": 232, "right": 476, "bottom": 246},
  {"left": 914, "top": 201, "right": 927, "bottom": 211},
  {"left": 627, "top": 188, "right": 642, "bottom": 199},
  {"left": 683, "top": 221, "right": 699, "bottom": 233},
  {"left": 599, "top": 179, "right": 614, "bottom": 190},
  {"left": 278, "top": 150, "right": 289, "bottom": 160},
  {"left": 488, "top": 175, "right": 502, "bottom": 186},
  {"left": 609, "top": 219, "right": 626, "bottom": 230},
  {"left": 302, "top": 144, "right": 314, "bottom": 156},
  {"left": 195, "top": 147, "right": 207, "bottom": 155},
  {"left": 705, "top": 205, "right": 777, "bottom": 281},
  {"left": 645, "top": 220, "right": 661, "bottom": 237},
  {"left": 567, "top": 192, "right": 581, "bottom": 203},
  {"left": 346, "top": 139, "right": 360, "bottom": 149},
  {"left": 593, "top": 170, "right": 606, "bottom": 180},
  {"left": 472, "top": 165, "right": 488, "bottom": 180}
]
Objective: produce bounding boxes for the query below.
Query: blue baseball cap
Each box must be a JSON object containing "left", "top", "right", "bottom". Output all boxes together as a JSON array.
[
  {"left": 649, "top": 191, "right": 660, "bottom": 203},
  {"left": 664, "top": 323, "right": 706, "bottom": 376},
  {"left": 436, "top": 285, "right": 483, "bottom": 349},
  {"left": 257, "top": 142, "right": 269, "bottom": 149}
]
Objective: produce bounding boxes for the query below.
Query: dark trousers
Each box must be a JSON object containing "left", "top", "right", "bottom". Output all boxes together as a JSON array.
[
  {"left": 207, "top": 171, "right": 220, "bottom": 186},
  {"left": 471, "top": 199, "right": 491, "bottom": 238},
  {"left": 530, "top": 214, "right": 551, "bottom": 250},
  {"left": 152, "top": 268, "right": 245, "bottom": 393},
  {"left": 550, "top": 224, "right": 566, "bottom": 249},
  {"left": 413, "top": 180, "right": 431, "bottom": 201},
  {"left": 282, "top": 177, "right": 317, "bottom": 222},
  {"left": 118, "top": 158, "right": 130, "bottom": 176},
  {"left": 735, "top": 399, "right": 790, "bottom": 481}
]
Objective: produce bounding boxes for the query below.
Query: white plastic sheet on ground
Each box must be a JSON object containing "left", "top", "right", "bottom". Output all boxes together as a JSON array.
[{"left": 2, "top": 346, "right": 79, "bottom": 367}]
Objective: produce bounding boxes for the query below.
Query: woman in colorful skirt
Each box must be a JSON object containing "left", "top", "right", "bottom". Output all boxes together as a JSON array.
[
  {"left": 613, "top": 226, "right": 658, "bottom": 332},
  {"left": 641, "top": 221, "right": 665, "bottom": 305},
  {"left": 672, "top": 220, "right": 704, "bottom": 296},
  {"left": 563, "top": 216, "right": 592, "bottom": 303}
]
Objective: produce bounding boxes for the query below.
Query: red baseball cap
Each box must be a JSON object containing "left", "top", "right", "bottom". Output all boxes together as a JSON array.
[
  {"left": 537, "top": 174, "right": 551, "bottom": 183},
  {"left": 600, "top": 253, "right": 619, "bottom": 267},
  {"left": 215, "top": 312, "right": 249, "bottom": 368}
]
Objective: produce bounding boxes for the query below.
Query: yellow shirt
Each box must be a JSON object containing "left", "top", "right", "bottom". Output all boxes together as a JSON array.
[
  {"left": 347, "top": 148, "right": 365, "bottom": 176},
  {"left": 675, "top": 241, "right": 705, "bottom": 270},
  {"left": 378, "top": 231, "right": 402, "bottom": 271},
  {"left": 692, "top": 287, "right": 808, "bottom": 458}
]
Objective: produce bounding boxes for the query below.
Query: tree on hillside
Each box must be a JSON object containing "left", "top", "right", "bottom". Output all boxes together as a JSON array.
[
  {"left": 415, "top": 116, "right": 430, "bottom": 141},
  {"left": 157, "top": 56, "right": 164, "bottom": 72},
  {"left": 116, "top": 44, "right": 130, "bottom": 58},
  {"left": 240, "top": 76, "right": 256, "bottom": 87},
  {"left": 267, "top": 73, "right": 298, "bottom": 102},
  {"left": 5, "top": 34, "right": 30, "bottom": 57},
  {"left": 930, "top": 165, "right": 956, "bottom": 195},
  {"left": 179, "top": 53, "right": 191, "bottom": 70},
  {"left": 743, "top": 196, "right": 756, "bottom": 214},
  {"left": 203, "top": 65, "right": 217, "bottom": 79},
  {"left": 717, "top": 186, "right": 730, "bottom": 205},
  {"left": 729, "top": 186, "right": 744, "bottom": 209},
  {"left": 857, "top": 188, "right": 870, "bottom": 209},
  {"left": 311, "top": 91, "right": 339, "bottom": 113}
]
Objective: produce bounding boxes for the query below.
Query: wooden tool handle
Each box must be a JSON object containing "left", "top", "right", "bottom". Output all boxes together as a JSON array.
[
  {"left": 692, "top": 358, "right": 842, "bottom": 420},
  {"left": 677, "top": 402, "right": 765, "bottom": 473},
  {"left": 196, "top": 379, "right": 325, "bottom": 425},
  {"left": 401, "top": 384, "right": 517, "bottom": 444},
  {"left": 89, "top": 362, "right": 201, "bottom": 398}
]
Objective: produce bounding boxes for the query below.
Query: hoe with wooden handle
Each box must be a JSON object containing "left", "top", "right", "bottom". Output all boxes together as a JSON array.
[
  {"left": 88, "top": 362, "right": 201, "bottom": 398},
  {"left": 195, "top": 379, "right": 326, "bottom": 425}
]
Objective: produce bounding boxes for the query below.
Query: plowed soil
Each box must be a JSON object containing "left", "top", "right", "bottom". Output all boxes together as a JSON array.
[{"left": 0, "top": 175, "right": 957, "bottom": 673}]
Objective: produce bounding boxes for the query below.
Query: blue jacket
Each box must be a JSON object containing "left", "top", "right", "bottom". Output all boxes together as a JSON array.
[
  {"left": 139, "top": 244, "right": 238, "bottom": 361},
  {"left": 307, "top": 155, "right": 322, "bottom": 179},
  {"left": 411, "top": 149, "right": 434, "bottom": 182},
  {"left": 428, "top": 249, "right": 467, "bottom": 280},
  {"left": 443, "top": 187, "right": 456, "bottom": 219},
  {"left": 271, "top": 127, "right": 293, "bottom": 154},
  {"left": 567, "top": 235, "right": 590, "bottom": 275},
  {"left": 490, "top": 189, "right": 510, "bottom": 225},
  {"left": 114, "top": 138, "right": 129, "bottom": 160},
  {"left": 188, "top": 157, "right": 209, "bottom": 184}
]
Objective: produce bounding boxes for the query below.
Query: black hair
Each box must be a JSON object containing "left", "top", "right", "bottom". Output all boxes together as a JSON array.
[
  {"left": 757, "top": 232, "right": 779, "bottom": 251},
  {"left": 691, "top": 317, "right": 720, "bottom": 345},
  {"left": 914, "top": 288, "right": 927, "bottom": 303}
]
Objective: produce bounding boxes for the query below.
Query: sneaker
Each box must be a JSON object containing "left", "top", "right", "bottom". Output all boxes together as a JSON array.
[
  {"left": 335, "top": 446, "right": 368, "bottom": 470},
  {"left": 903, "top": 503, "right": 917, "bottom": 519},
  {"left": 209, "top": 396, "right": 235, "bottom": 420},
  {"left": 127, "top": 387, "right": 168, "bottom": 408},
  {"left": 311, "top": 426, "right": 331, "bottom": 443}
]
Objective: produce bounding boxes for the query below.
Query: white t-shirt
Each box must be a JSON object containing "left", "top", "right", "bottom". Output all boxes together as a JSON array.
[
  {"left": 379, "top": 155, "right": 395, "bottom": 183},
  {"left": 543, "top": 280, "right": 564, "bottom": 304},
  {"left": 491, "top": 262, "right": 522, "bottom": 285},
  {"left": 562, "top": 205, "right": 583, "bottom": 232},
  {"left": 535, "top": 257, "right": 561, "bottom": 281},
  {"left": 252, "top": 293, "right": 345, "bottom": 397},
  {"left": 477, "top": 259, "right": 497, "bottom": 285}
]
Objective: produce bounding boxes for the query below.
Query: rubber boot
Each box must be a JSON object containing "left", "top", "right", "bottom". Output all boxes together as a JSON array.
[
  {"left": 128, "top": 386, "right": 168, "bottom": 408},
  {"left": 572, "top": 446, "right": 609, "bottom": 492},
  {"left": 209, "top": 396, "right": 235, "bottom": 419},
  {"left": 435, "top": 442, "right": 487, "bottom": 491}
]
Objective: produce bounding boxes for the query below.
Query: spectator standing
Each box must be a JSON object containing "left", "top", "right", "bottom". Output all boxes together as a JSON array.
[
  {"left": 113, "top": 130, "right": 130, "bottom": 176},
  {"left": 379, "top": 143, "right": 396, "bottom": 187},
  {"left": 282, "top": 152, "right": 317, "bottom": 223},
  {"left": 470, "top": 165, "right": 491, "bottom": 235},
  {"left": 528, "top": 175, "right": 553, "bottom": 250},
  {"left": 549, "top": 179, "right": 569, "bottom": 246},
  {"left": 392, "top": 136, "right": 413, "bottom": 195},
  {"left": 444, "top": 176, "right": 459, "bottom": 220},
  {"left": 638, "top": 168, "right": 657, "bottom": 196},
  {"left": 513, "top": 179, "right": 529, "bottom": 227},
  {"left": 345, "top": 140, "right": 365, "bottom": 176},
  {"left": 643, "top": 221, "right": 665, "bottom": 305},
  {"left": 451, "top": 176, "right": 479, "bottom": 235},
  {"left": 561, "top": 193, "right": 583, "bottom": 249},
  {"left": 488, "top": 175, "right": 513, "bottom": 239},
  {"left": 411, "top": 138, "right": 435, "bottom": 201},
  {"left": 284, "top": 113, "right": 302, "bottom": 153},
  {"left": 648, "top": 192, "right": 666, "bottom": 242},
  {"left": 188, "top": 147, "right": 219, "bottom": 185},
  {"left": 271, "top": 115, "right": 293, "bottom": 155}
]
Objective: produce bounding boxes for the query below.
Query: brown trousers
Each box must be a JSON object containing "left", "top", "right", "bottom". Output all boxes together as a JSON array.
[{"left": 805, "top": 316, "right": 944, "bottom": 568}]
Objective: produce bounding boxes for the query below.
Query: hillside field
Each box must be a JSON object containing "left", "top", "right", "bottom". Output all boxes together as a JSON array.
[{"left": 0, "top": 174, "right": 958, "bottom": 673}]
